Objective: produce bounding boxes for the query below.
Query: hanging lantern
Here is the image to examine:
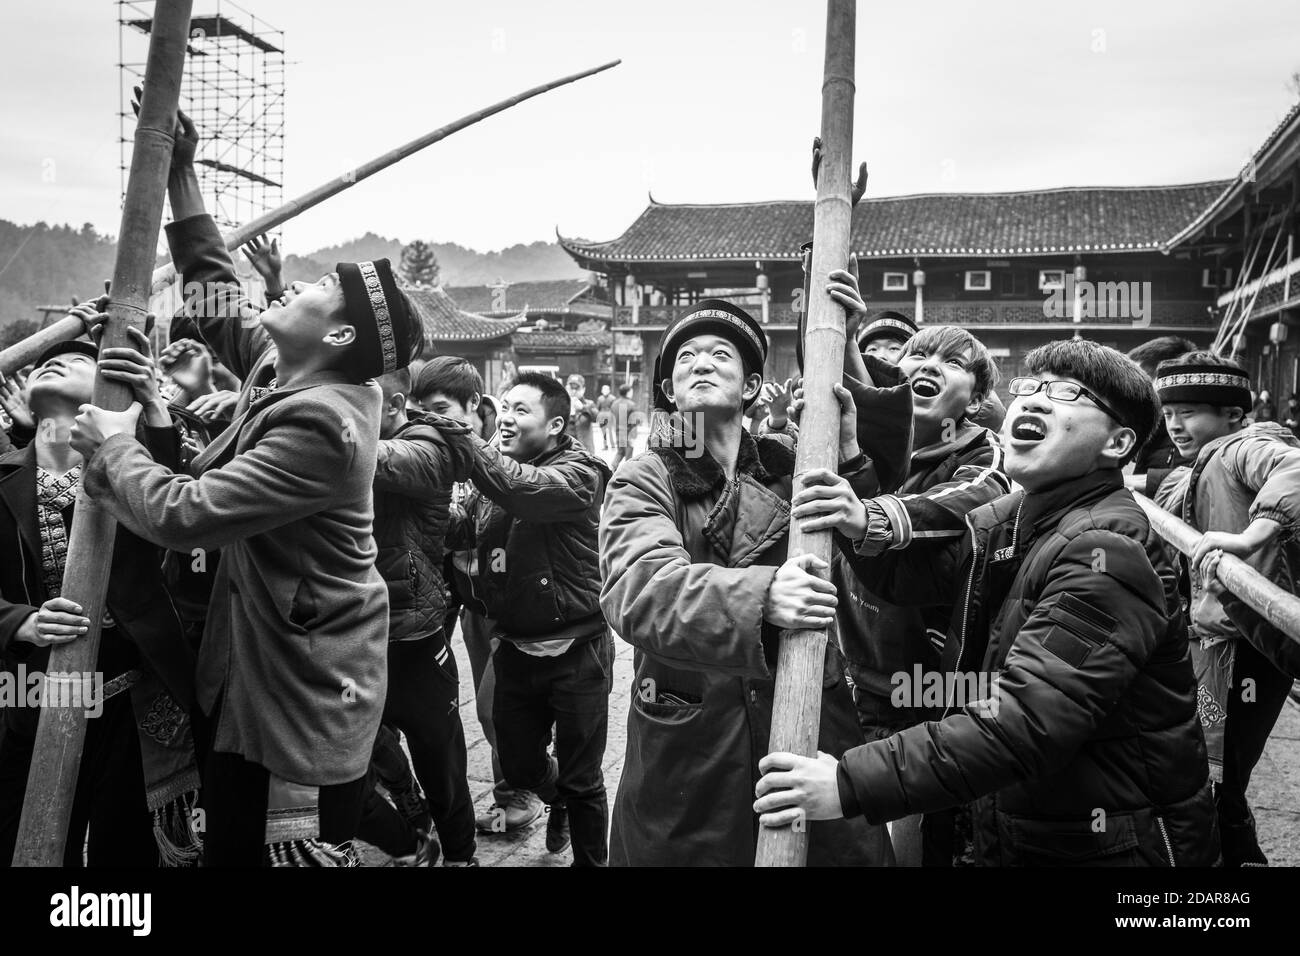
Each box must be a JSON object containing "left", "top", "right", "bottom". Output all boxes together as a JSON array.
[{"left": 912, "top": 269, "right": 926, "bottom": 287}]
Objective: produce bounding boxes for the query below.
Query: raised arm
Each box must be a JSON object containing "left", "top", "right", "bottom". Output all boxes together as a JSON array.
[
  {"left": 466, "top": 435, "right": 606, "bottom": 523},
  {"left": 839, "top": 529, "right": 1165, "bottom": 823},
  {"left": 374, "top": 417, "right": 475, "bottom": 497},
  {"left": 83, "top": 403, "right": 368, "bottom": 553},
  {"left": 162, "top": 107, "right": 271, "bottom": 379}
]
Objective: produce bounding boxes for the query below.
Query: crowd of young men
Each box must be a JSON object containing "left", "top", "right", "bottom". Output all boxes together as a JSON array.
[{"left": 0, "top": 107, "right": 1296, "bottom": 868}]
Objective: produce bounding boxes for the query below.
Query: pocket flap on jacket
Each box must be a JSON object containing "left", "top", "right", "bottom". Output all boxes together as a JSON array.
[
  {"left": 1001, "top": 811, "right": 1140, "bottom": 864},
  {"left": 1048, "top": 593, "right": 1116, "bottom": 645},
  {"left": 1042, "top": 625, "right": 1094, "bottom": 668}
]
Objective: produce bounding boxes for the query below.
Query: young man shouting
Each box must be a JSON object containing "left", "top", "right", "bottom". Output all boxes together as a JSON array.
[
  {"left": 600, "top": 280, "right": 913, "bottom": 867},
  {"left": 71, "top": 109, "right": 423, "bottom": 865},
  {"left": 757, "top": 340, "right": 1219, "bottom": 866},
  {"left": 833, "top": 325, "right": 1010, "bottom": 866}
]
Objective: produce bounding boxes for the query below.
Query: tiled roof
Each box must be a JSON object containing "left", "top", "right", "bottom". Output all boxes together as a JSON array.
[
  {"left": 406, "top": 287, "right": 523, "bottom": 342},
  {"left": 1166, "top": 98, "right": 1300, "bottom": 249},
  {"left": 444, "top": 280, "right": 605, "bottom": 316},
  {"left": 558, "top": 182, "right": 1230, "bottom": 265},
  {"left": 511, "top": 329, "right": 610, "bottom": 352}
]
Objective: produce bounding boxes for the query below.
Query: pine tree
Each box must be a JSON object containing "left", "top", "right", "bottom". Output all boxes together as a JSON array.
[{"left": 399, "top": 239, "right": 440, "bottom": 288}]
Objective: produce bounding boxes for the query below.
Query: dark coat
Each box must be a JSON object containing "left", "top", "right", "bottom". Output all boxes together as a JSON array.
[
  {"left": 373, "top": 413, "right": 475, "bottom": 641},
  {"left": 0, "top": 435, "right": 195, "bottom": 730},
  {"left": 836, "top": 423, "right": 1010, "bottom": 738},
  {"left": 451, "top": 433, "right": 610, "bottom": 644},
  {"left": 599, "top": 370, "right": 914, "bottom": 867},
  {"left": 83, "top": 213, "right": 389, "bottom": 787},
  {"left": 841, "top": 469, "right": 1219, "bottom": 866}
]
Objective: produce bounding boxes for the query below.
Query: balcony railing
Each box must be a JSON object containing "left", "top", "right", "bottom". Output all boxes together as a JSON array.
[{"left": 613, "top": 299, "right": 1217, "bottom": 329}]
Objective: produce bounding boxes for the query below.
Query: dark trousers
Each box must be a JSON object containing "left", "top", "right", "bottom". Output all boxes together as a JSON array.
[
  {"left": 202, "top": 749, "right": 366, "bottom": 867},
  {"left": 1217, "top": 638, "right": 1294, "bottom": 865},
  {"left": 363, "top": 636, "right": 476, "bottom": 861},
  {"left": 493, "top": 634, "right": 612, "bottom": 866},
  {"left": 0, "top": 692, "right": 156, "bottom": 867},
  {"left": 357, "top": 726, "right": 419, "bottom": 857}
]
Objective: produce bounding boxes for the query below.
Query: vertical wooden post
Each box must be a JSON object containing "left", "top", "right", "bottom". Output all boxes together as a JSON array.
[
  {"left": 12, "top": 0, "right": 193, "bottom": 867},
  {"left": 755, "top": 0, "right": 856, "bottom": 868}
]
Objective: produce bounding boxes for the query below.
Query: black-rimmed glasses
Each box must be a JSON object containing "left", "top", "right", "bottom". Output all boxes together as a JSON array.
[{"left": 1007, "top": 377, "right": 1126, "bottom": 427}]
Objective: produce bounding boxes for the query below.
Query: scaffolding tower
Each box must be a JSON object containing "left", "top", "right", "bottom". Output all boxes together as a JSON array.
[{"left": 118, "top": 0, "right": 284, "bottom": 232}]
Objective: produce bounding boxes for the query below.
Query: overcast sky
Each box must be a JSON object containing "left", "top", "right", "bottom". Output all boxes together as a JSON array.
[{"left": 2, "top": 0, "right": 1298, "bottom": 253}]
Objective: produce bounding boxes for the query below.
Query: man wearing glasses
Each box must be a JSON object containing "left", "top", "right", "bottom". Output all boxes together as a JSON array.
[{"left": 755, "top": 339, "right": 1220, "bottom": 866}]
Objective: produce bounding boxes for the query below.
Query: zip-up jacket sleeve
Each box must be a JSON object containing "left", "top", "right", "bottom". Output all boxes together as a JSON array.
[
  {"left": 1222, "top": 435, "right": 1300, "bottom": 529},
  {"left": 838, "top": 527, "right": 1165, "bottom": 823},
  {"left": 599, "top": 457, "right": 774, "bottom": 678},
  {"left": 467, "top": 436, "right": 606, "bottom": 523},
  {"left": 845, "top": 355, "right": 914, "bottom": 496},
  {"left": 872, "top": 437, "right": 1011, "bottom": 551},
  {"left": 164, "top": 213, "right": 272, "bottom": 381},
  {"left": 374, "top": 420, "right": 475, "bottom": 498}
]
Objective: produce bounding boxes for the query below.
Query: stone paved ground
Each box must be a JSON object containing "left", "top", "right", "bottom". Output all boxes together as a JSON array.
[{"left": 364, "top": 621, "right": 1300, "bottom": 867}]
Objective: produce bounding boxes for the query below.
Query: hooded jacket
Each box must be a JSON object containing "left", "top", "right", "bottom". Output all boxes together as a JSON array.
[{"left": 840, "top": 469, "right": 1218, "bottom": 866}]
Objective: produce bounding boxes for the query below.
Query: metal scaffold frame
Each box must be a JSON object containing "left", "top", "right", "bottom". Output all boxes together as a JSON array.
[{"left": 118, "top": 0, "right": 285, "bottom": 232}]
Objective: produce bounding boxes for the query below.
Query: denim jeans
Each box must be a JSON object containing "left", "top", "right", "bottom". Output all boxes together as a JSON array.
[{"left": 493, "top": 633, "right": 613, "bottom": 866}]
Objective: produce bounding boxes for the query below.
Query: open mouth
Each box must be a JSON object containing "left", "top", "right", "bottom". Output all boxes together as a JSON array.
[
  {"left": 1009, "top": 414, "right": 1046, "bottom": 442},
  {"left": 498, "top": 428, "right": 518, "bottom": 442},
  {"left": 910, "top": 376, "right": 941, "bottom": 398}
]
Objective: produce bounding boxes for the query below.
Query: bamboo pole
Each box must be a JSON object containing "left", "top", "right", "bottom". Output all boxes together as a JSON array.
[
  {"left": 11, "top": 0, "right": 193, "bottom": 867},
  {"left": 1135, "top": 494, "right": 1300, "bottom": 643},
  {"left": 756, "top": 0, "right": 856, "bottom": 868},
  {"left": 0, "top": 58, "right": 621, "bottom": 377}
]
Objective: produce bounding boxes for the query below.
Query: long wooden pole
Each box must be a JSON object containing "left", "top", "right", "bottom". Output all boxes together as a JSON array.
[
  {"left": 1135, "top": 493, "right": 1300, "bottom": 643},
  {"left": 756, "top": 0, "right": 856, "bottom": 868},
  {"left": 0, "top": 59, "right": 621, "bottom": 377},
  {"left": 11, "top": 0, "right": 193, "bottom": 867}
]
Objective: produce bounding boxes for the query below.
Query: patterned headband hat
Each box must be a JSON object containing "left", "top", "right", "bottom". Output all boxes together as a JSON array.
[
  {"left": 336, "top": 258, "right": 413, "bottom": 380},
  {"left": 857, "top": 310, "right": 919, "bottom": 349},
  {"left": 1155, "top": 361, "right": 1253, "bottom": 411},
  {"left": 652, "top": 297, "right": 768, "bottom": 411}
]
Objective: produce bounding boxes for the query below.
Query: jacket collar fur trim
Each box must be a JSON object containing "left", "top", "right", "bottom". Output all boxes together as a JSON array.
[{"left": 651, "top": 429, "right": 796, "bottom": 500}]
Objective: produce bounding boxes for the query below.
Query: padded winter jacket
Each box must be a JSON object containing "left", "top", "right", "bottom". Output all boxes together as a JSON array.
[{"left": 840, "top": 469, "right": 1219, "bottom": 866}]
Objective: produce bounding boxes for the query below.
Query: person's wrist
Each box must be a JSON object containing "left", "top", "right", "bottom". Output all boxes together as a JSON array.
[
  {"left": 845, "top": 498, "right": 867, "bottom": 539},
  {"left": 15, "top": 612, "right": 38, "bottom": 646},
  {"left": 839, "top": 440, "right": 861, "bottom": 463},
  {"left": 1246, "top": 517, "right": 1283, "bottom": 548}
]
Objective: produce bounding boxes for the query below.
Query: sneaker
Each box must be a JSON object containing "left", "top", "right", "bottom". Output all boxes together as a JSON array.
[
  {"left": 545, "top": 802, "right": 570, "bottom": 853},
  {"left": 475, "top": 790, "right": 543, "bottom": 834},
  {"left": 390, "top": 782, "right": 432, "bottom": 834},
  {"left": 388, "top": 830, "right": 440, "bottom": 867},
  {"left": 443, "top": 857, "right": 480, "bottom": 867}
]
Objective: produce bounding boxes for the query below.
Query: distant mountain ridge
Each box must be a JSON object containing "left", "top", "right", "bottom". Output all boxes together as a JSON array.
[
  {"left": 284, "top": 233, "right": 586, "bottom": 288},
  {"left": 0, "top": 217, "right": 586, "bottom": 329}
]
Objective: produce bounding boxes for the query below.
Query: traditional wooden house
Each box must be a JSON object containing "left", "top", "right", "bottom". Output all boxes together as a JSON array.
[
  {"left": 559, "top": 184, "right": 1227, "bottom": 411},
  {"left": 1165, "top": 100, "right": 1300, "bottom": 404},
  {"left": 445, "top": 278, "right": 613, "bottom": 386},
  {"left": 406, "top": 286, "right": 523, "bottom": 394}
]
